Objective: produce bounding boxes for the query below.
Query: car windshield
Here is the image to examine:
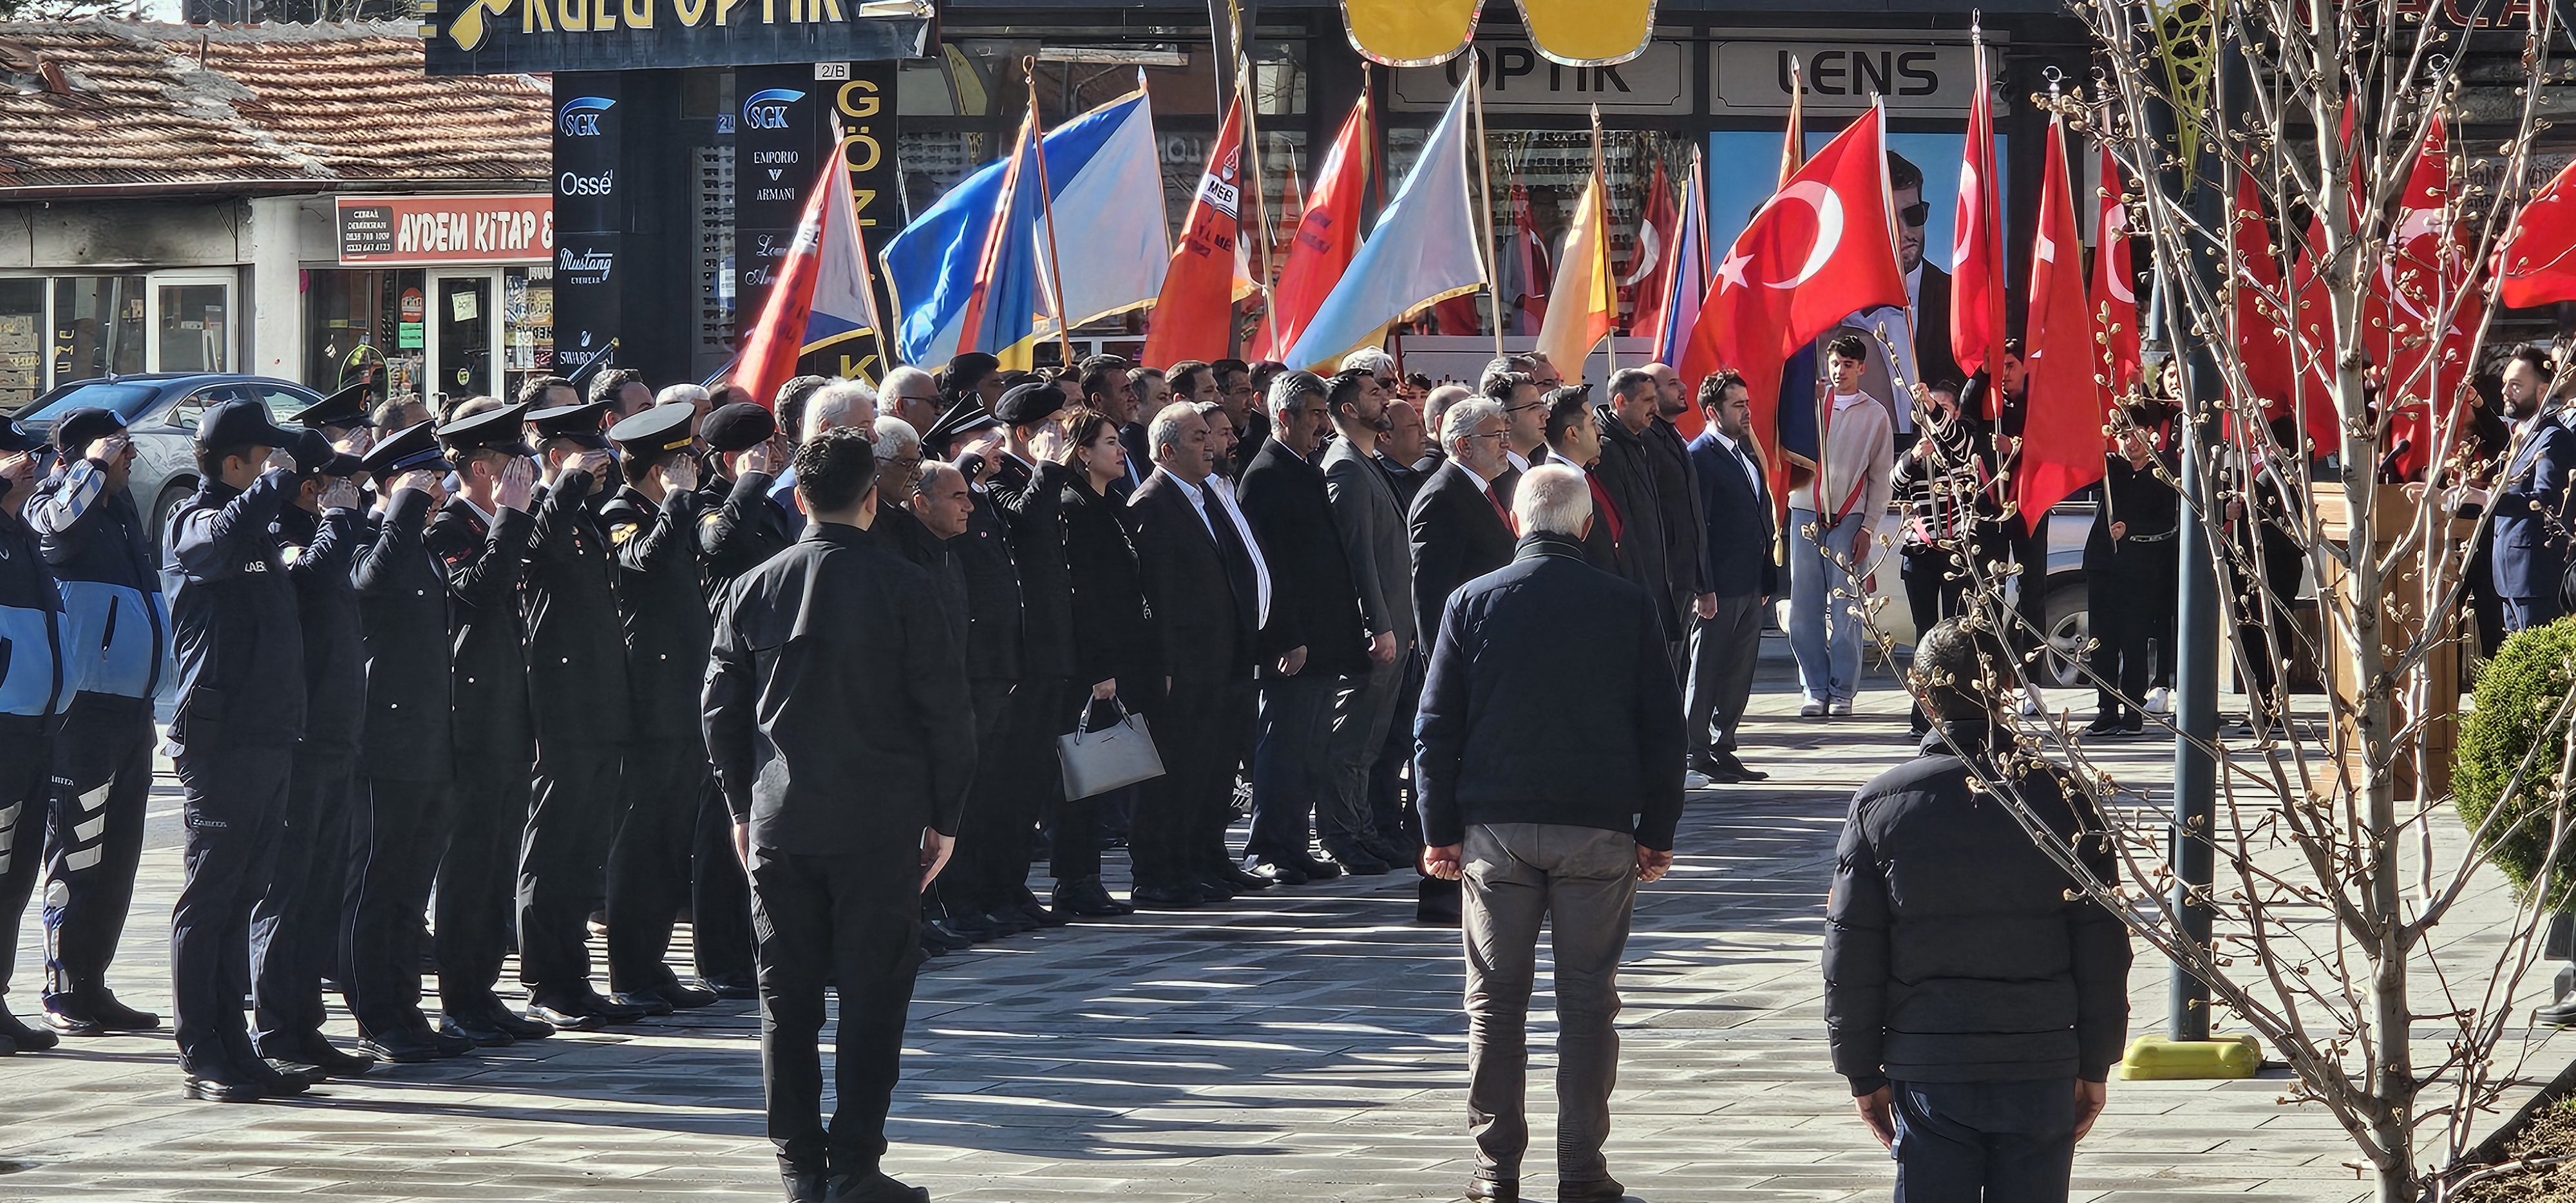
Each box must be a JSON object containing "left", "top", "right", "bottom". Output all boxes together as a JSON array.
[{"left": 23, "top": 383, "right": 162, "bottom": 423}]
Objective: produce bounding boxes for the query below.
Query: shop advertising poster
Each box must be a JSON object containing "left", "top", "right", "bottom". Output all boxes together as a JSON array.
[{"left": 1703, "top": 131, "right": 2002, "bottom": 281}]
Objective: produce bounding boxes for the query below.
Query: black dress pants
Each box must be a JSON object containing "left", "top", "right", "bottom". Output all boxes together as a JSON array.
[
  {"left": 1135, "top": 677, "right": 1245, "bottom": 889},
  {"left": 2231, "top": 547, "right": 2305, "bottom": 715},
  {"left": 0, "top": 727, "right": 52, "bottom": 1001},
  {"left": 607, "top": 736, "right": 710, "bottom": 994},
  {"left": 749, "top": 841, "right": 924, "bottom": 1180},
  {"left": 956, "top": 676, "right": 1065, "bottom": 905},
  {"left": 437, "top": 752, "right": 529, "bottom": 1015},
  {"left": 345, "top": 775, "right": 455, "bottom": 1038},
  {"left": 171, "top": 741, "right": 292, "bottom": 1078},
  {"left": 690, "top": 779, "right": 754, "bottom": 982},
  {"left": 2090, "top": 555, "right": 2172, "bottom": 717},
  {"left": 520, "top": 739, "right": 624, "bottom": 995},
  {"left": 41, "top": 696, "right": 153, "bottom": 1004},
  {"left": 938, "top": 677, "right": 1018, "bottom": 915},
  {"left": 252, "top": 752, "right": 354, "bottom": 1050}
]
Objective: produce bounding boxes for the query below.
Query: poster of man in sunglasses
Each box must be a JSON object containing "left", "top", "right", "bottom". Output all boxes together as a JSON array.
[{"left": 1833, "top": 151, "right": 1962, "bottom": 456}]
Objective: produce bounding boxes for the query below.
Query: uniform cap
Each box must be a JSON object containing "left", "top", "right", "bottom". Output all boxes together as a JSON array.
[
  {"left": 52, "top": 408, "right": 125, "bottom": 454},
  {"left": 437, "top": 402, "right": 535, "bottom": 458},
  {"left": 920, "top": 400, "right": 1001, "bottom": 453},
  {"left": 527, "top": 400, "right": 614, "bottom": 448},
  {"left": 287, "top": 378, "right": 377, "bottom": 430},
  {"left": 359, "top": 421, "right": 455, "bottom": 478},
  {"left": 0, "top": 417, "right": 43, "bottom": 455},
  {"left": 607, "top": 403, "right": 696, "bottom": 460},
  {"left": 195, "top": 399, "right": 298, "bottom": 453}
]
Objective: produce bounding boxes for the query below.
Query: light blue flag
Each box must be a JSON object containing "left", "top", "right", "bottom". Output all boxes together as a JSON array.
[{"left": 1283, "top": 77, "right": 1486, "bottom": 373}]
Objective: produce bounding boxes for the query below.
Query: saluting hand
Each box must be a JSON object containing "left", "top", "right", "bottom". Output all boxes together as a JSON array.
[
  {"left": 84, "top": 433, "right": 129, "bottom": 467},
  {"left": 497, "top": 455, "right": 536, "bottom": 513},
  {"left": 576, "top": 448, "right": 616, "bottom": 479},
  {"left": 738, "top": 439, "right": 777, "bottom": 478},
  {"left": 317, "top": 477, "right": 363, "bottom": 511},
  {"left": 658, "top": 454, "right": 700, "bottom": 496},
  {"left": 334, "top": 428, "right": 375, "bottom": 457}
]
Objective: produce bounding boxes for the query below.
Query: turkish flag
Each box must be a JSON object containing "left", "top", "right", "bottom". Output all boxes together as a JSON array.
[
  {"left": 2014, "top": 117, "right": 2109, "bottom": 535},
  {"left": 1679, "top": 106, "right": 1908, "bottom": 513},
  {"left": 1951, "top": 34, "right": 2006, "bottom": 404},
  {"left": 2091, "top": 144, "right": 2141, "bottom": 397},
  {"left": 1258, "top": 93, "right": 1371, "bottom": 361},
  {"left": 1143, "top": 92, "right": 1253, "bottom": 367},
  {"left": 2499, "top": 155, "right": 2576, "bottom": 308},
  {"left": 2229, "top": 174, "right": 2304, "bottom": 413},
  {"left": 1622, "top": 160, "right": 1679, "bottom": 343},
  {"left": 2376, "top": 118, "right": 2479, "bottom": 477}
]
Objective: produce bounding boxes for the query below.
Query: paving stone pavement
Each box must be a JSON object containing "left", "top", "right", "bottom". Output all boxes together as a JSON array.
[{"left": 0, "top": 634, "right": 2559, "bottom": 1202}]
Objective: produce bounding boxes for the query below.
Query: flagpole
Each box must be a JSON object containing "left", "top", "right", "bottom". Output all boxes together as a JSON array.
[
  {"left": 1468, "top": 54, "right": 1504, "bottom": 362},
  {"left": 1023, "top": 55, "right": 1079, "bottom": 366},
  {"left": 828, "top": 109, "right": 896, "bottom": 370},
  {"left": 1592, "top": 104, "right": 1613, "bottom": 376}
]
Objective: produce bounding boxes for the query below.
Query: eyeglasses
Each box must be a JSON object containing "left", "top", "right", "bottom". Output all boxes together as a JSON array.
[
  {"left": 1899, "top": 201, "right": 1932, "bottom": 227},
  {"left": 1504, "top": 402, "right": 1544, "bottom": 415}
]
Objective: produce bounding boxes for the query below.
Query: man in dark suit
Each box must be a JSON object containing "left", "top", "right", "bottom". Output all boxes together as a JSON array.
[
  {"left": 1236, "top": 372, "right": 1368, "bottom": 880},
  {"left": 1846, "top": 153, "right": 1958, "bottom": 453},
  {"left": 1320, "top": 370, "right": 1416, "bottom": 873},
  {"left": 1129, "top": 403, "right": 1265, "bottom": 904},
  {"left": 1640, "top": 365, "right": 1707, "bottom": 656},
  {"left": 1408, "top": 397, "right": 1519, "bottom": 646},
  {"left": 2481, "top": 345, "right": 2576, "bottom": 631},
  {"left": 1685, "top": 371, "right": 1778, "bottom": 784},
  {"left": 1593, "top": 376, "right": 1678, "bottom": 645}
]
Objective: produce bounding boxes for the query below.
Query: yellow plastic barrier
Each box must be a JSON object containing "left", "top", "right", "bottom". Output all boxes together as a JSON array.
[{"left": 2116, "top": 1034, "right": 2264, "bottom": 1080}]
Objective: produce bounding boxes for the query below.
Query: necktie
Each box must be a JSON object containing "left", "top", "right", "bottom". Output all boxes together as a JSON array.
[{"left": 1484, "top": 483, "right": 1510, "bottom": 525}]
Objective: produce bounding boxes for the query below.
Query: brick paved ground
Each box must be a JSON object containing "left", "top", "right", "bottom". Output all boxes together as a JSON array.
[{"left": 0, "top": 636, "right": 2559, "bottom": 1202}]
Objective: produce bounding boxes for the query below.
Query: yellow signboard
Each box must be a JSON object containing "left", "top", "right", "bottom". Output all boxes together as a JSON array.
[{"left": 1338, "top": 0, "right": 1654, "bottom": 68}]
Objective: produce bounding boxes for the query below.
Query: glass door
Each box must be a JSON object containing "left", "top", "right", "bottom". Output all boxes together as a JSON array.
[
  {"left": 428, "top": 271, "right": 497, "bottom": 408},
  {"left": 148, "top": 273, "right": 233, "bottom": 374}
]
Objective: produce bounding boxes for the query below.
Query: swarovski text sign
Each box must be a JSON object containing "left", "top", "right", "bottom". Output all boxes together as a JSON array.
[{"left": 423, "top": 0, "right": 931, "bottom": 75}]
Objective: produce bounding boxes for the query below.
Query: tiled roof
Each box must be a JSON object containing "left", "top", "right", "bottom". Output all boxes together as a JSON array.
[{"left": 0, "top": 21, "right": 547, "bottom": 195}]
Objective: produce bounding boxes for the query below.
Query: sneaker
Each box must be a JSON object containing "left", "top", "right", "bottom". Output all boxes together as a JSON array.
[
  {"left": 1799, "top": 698, "right": 1825, "bottom": 717},
  {"left": 2146, "top": 686, "right": 2173, "bottom": 715},
  {"left": 1683, "top": 770, "right": 1713, "bottom": 790},
  {"left": 2081, "top": 714, "right": 2127, "bottom": 737},
  {"left": 1828, "top": 699, "right": 1854, "bottom": 717},
  {"left": 2020, "top": 685, "right": 2048, "bottom": 717}
]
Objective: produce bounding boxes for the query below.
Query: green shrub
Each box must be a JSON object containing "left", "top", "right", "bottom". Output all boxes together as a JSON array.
[{"left": 2457, "top": 618, "right": 2576, "bottom": 904}]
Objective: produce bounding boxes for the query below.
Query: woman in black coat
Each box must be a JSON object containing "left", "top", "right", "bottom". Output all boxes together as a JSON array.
[{"left": 1051, "top": 408, "right": 1160, "bottom": 914}]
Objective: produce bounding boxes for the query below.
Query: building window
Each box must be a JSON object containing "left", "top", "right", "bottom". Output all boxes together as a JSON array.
[
  {"left": 0, "top": 280, "right": 41, "bottom": 410},
  {"left": 156, "top": 282, "right": 231, "bottom": 374},
  {"left": 53, "top": 276, "right": 146, "bottom": 386}
]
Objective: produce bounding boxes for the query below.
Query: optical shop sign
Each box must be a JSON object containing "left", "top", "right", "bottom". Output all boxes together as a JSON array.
[
  {"left": 423, "top": 0, "right": 930, "bottom": 75},
  {"left": 337, "top": 195, "right": 554, "bottom": 266}
]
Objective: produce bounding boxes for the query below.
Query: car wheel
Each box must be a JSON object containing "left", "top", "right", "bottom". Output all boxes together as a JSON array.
[
  {"left": 148, "top": 482, "right": 193, "bottom": 574},
  {"left": 2041, "top": 583, "right": 2090, "bottom": 691}
]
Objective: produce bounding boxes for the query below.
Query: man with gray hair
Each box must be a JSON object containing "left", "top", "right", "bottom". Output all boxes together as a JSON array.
[
  {"left": 1417, "top": 461, "right": 1684, "bottom": 1203},
  {"left": 1340, "top": 346, "right": 1397, "bottom": 382},
  {"left": 871, "top": 416, "right": 924, "bottom": 504},
  {"left": 803, "top": 379, "right": 878, "bottom": 445},
  {"left": 877, "top": 366, "right": 942, "bottom": 437},
  {"left": 656, "top": 383, "right": 712, "bottom": 417}
]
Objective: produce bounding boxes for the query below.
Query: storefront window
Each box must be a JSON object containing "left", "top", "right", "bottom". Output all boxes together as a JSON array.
[
  {"left": 0, "top": 280, "right": 41, "bottom": 410},
  {"left": 53, "top": 276, "right": 146, "bottom": 385},
  {"left": 305, "top": 267, "right": 422, "bottom": 413},
  {"left": 156, "top": 283, "right": 231, "bottom": 374},
  {"left": 503, "top": 266, "right": 553, "bottom": 401}
]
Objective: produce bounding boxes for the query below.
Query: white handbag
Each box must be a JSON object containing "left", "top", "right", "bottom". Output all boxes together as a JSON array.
[{"left": 1055, "top": 697, "right": 1167, "bottom": 800}]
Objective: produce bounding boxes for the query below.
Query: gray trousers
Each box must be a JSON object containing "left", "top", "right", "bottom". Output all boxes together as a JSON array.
[
  {"left": 1463, "top": 822, "right": 1638, "bottom": 1185},
  {"left": 1684, "top": 593, "right": 1764, "bottom": 757},
  {"left": 1320, "top": 655, "right": 1406, "bottom": 846}
]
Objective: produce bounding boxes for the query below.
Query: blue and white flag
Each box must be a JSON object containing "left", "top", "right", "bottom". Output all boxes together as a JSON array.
[
  {"left": 1283, "top": 77, "right": 1486, "bottom": 373},
  {"left": 882, "top": 88, "right": 1169, "bottom": 367}
]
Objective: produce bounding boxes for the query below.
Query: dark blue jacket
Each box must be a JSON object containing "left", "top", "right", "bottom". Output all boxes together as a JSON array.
[
  {"left": 354, "top": 487, "right": 454, "bottom": 781},
  {"left": 0, "top": 498, "right": 68, "bottom": 730},
  {"left": 2494, "top": 415, "right": 2575, "bottom": 600},
  {"left": 1414, "top": 534, "right": 1685, "bottom": 851},
  {"left": 27, "top": 457, "right": 165, "bottom": 703},
  {"left": 1689, "top": 429, "right": 1777, "bottom": 600},
  {"left": 166, "top": 469, "right": 305, "bottom": 751},
  {"left": 275, "top": 503, "right": 367, "bottom": 759}
]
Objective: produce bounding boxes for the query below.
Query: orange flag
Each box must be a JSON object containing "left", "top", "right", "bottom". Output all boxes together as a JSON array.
[
  {"left": 1260, "top": 93, "right": 1372, "bottom": 361},
  {"left": 1142, "top": 91, "right": 1255, "bottom": 367}
]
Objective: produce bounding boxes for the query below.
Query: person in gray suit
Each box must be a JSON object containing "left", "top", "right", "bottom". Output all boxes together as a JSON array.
[{"left": 1320, "top": 369, "right": 1416, "bottom": 873}]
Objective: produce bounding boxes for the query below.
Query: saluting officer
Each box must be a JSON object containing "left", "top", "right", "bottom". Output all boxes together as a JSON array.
[
  {"left": 249, "top": 434, "right": 375, "bottom": 1078},
  {"left": 425, "top": 400, "right": 553, "bottom": 1047},
  {"left": 688, "top": 401, "right": 791, "bottom": 996},
  {"left": 0, "top": 418, "right": 67, "bottom": 1053},
  {"left": 287, "top": 377, "right": 383, "bottom": 459},
  {"left": 26, "top": 407, "right": 164, "bottom": 1036},
  {"left": 518, "top": 399, "right": 646, "bottom": 1029},
  {"left": 344, "top": 421, "right": 470, "bottom": 1063},
  {"left": 166, "top": 401, "right": 311, "bottom": 1102},
  {"left": 600, "top": 403, "right": 719, "bottom": 1012}
]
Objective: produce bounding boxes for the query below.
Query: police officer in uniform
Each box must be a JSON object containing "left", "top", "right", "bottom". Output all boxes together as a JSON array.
[
  {"left": 249, "top": 435, "right": 375, "bottom": 1077},
  {"left": 345, "top": 422, "right": 474, "bottom": 1063},
  {"left": 519, "top": 399, "right": 647, "bottom": 1028},
  {"left": 424, "top": 401, "right": 553, "bottom": 1047},
  {"left": 166, "top": 400, "right": 311, "bottom": 1101},
  {"left": 28, "top": 407, "right": 164, "bottom": 1036},
  {"left": 287, "top": 377, "right": 381, "bottom": 459},
  {"left": 0, "top": 418, "right": 66, "bottom": 1052},
  {"left": 600, "top": 403, "right": 719, "bottom": 1012},
  {"left": 688, "top": 401, "right": 791, "bottom": 996}
]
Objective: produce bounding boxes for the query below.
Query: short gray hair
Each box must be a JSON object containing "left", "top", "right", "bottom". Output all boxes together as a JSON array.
[
  {"left": 1340, "top": 347, "right": 1396, "bottom": 377},
  {"left": 656, "top": 383, "right": 710, "bottom": 410},
  {"left": 1423, "top": 383, "right": 1470, "bottom": 433},
  {"left": 1266, "top": 370, "right": 1328, "bottom": 422},
  {"left": 913, "top": 459, "right": 962, "bottom": 498},
  {"left": 1442, "top": 397, "right": 1505, "bottom": 451},
  {"left": 1148, "top": 401, "right": 1202, "bottom": 458},
  {"left": 880, "top": 365, "right": 935, "bottom": 403},
  {"left": 1512, "top": 463, "right": 1593, "bottom": 537},
  {"left": 806, "top": 379, "right": 878, "bottom": 442},
  {"left": 872, "top": 415, "right": 921, "bottom": 459}
]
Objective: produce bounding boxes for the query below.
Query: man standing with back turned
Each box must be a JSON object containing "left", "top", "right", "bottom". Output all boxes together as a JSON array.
[
  {"left": 706, "top": 428, "right": 976, "bottom": 1203},
  {"left": 1416, "top": 464, "right": 1684, "bottom": 1203}
]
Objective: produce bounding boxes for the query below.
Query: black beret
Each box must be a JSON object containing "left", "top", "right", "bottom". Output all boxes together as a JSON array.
[
  {"left": 994, "top": 382, "right": 1068, "bottom": 428},
  {"left": 701, "top": 403, "right": 777, "bottom": 454}
]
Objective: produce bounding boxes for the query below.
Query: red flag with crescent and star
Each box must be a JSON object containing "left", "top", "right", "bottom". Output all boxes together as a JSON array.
[
  {"left": 1679, "top": 105, "right": 1908, "bottom": 515},
  {"left": 2499, "top": 155, "right": 2576, "bottom": 308},
  {"left": 2014, "top": 115, "right": 2109, "bottom": 534},
  {"left": 1950, "top": 28, "right": 2007, "bottom": 406},
  {"left": 2091, "top": 143, "right": 2141, "bottom": 397}
]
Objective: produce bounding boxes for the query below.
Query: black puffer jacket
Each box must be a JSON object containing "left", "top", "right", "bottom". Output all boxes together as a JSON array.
[{"left": 1824, "top": 721, "right": 2132, "bottom": 1095}]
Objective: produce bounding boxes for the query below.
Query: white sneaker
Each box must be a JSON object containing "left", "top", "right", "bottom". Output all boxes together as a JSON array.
[
  {"left": 1684, "top": 770, "right": 1714, "bottom": 790},
  {"left": 2146, "top": 687, "right": 2173, "bottom": 715},
  {"left": 1800, "top": 698, "right": 1825, "bottom": 717},
  {"left": 1830, "top": 699, "right": 1854, "bottom": 717},
  {"left": 2020, "top": 685, "right": 2047, "bottom": 717}
]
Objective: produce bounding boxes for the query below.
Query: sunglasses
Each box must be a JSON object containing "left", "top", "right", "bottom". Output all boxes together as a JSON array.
[{"left": 1899, "top": 201, "right": 1932, "bottom": 226}]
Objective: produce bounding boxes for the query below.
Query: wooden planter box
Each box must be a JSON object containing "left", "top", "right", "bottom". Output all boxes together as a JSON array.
[{"left": 2314, "top": 484, "right": 2470, "bottom": 801}]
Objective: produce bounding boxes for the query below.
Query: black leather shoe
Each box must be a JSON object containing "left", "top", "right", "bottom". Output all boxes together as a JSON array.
[
  {"left": 1558, "top": 1175, "right": 1626, "bottom": 1201},
  {"left": 700, "top": 973, "right": 759, "bottom": 1000},
  {"left": 1130, "top": 882, "right": 1206, "bottom": 909},
  {"left": 269, "top": 1037, "right": 375, "bottom": 1077},
  {"left": 921, "top": 920, "right": 975, "bottom": 951},
  {"left": 940, "top": 911, "right": 1000, "bottom": 940},
  {"left": 968, "top": 910, "right": 1034, "bottom": 938},
  {"left": 1192, "top": 878, "right": 1238, "bottom": 903},
  {"left": 609, "top": 991, "right": 678, "bottom": 1017},
  {"left": 782, "top": 1166, "right": 829, "bottom": 1203},
  {"left": 1052, "top": 876, "right": 1134, "bottom": 917},
  {"left": 180, "top": 1074, "right": 264, "bottom": 1103},
  {"left": 90, "top": 991, "right": 160, "bottom": 1031},
  {"left": 1323, "top": 842, "right": 1392, "bottom": 875},
  {"left": 0, "top": 1005, "right": 57, "bottom": 1052},
  {"left": 824, "top": 1170, "right": 931, "bottom": 1203},
  {"left": 1008, "top": 887, "right": 1072, "bottom": 927},
  {"left": 475, "top": 1007, "right": 556, "bottom": 1041},
  {"left": 423, "top": 1023, "right": 477, "bottom": 1058},
  {"left": 1213, "top": 862, "right": 1275, "bottom": 891},
  {"left": 647, "top": 981, "right": 719, "bottom": 1009},
  {"left": 1242, "top": 857, "right": 1307, "bottom": 886},
  {"left": 1361, "top": 835, "right": 1414, "bottom": 867},
  {"left": 359, "top": 1028, "right": 445, "bottom": 1064},
  {"left": 527, "top": 990, "right": 647, "bottom": 1031},
  {"left": 1714, "top": 752, "right": 1767, "bottom": 782},
  {"left": 917, "top": 939, "right": 949, "bottom": 959},
  {"left": 1464, "top": 1174, "right": 1519, "bottom": 1202},
  {"left": 441, "top": 1015, "right": 515, "bottom": 1048},
  {"left": 2538, "top": 996, "right": 2576, "bottom": 1028},
  {"left": 2082, "top": 715, "right": 2127, "bottom": 737},
  {"left": 241, "top": 1061, "right": 315, "bottom": 1095},
  {"left": 1289, "top": 853, "right": 1344, "bottom": 882}
]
